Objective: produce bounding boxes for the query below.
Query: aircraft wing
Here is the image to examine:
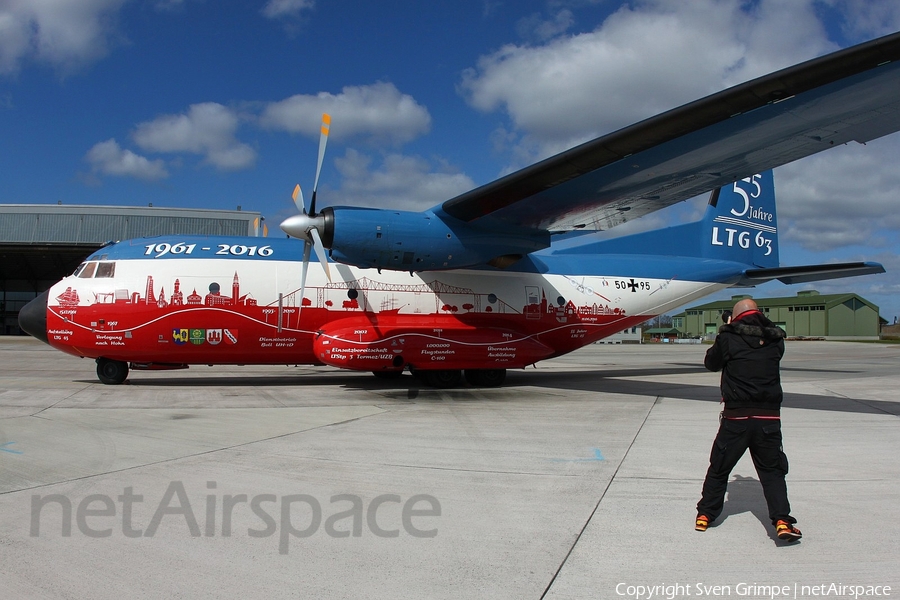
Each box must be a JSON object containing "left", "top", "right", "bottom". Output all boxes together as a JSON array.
[
  {"left": 737, "top": 262, "right": 886, "bottom": 286},
  {"left": 438, "top": 31, "right": 900, "bottom": 234}
]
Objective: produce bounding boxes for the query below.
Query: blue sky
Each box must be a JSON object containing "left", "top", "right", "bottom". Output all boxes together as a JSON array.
[{"left": 3, "top": 0, "right": 900, "bottom": 321}]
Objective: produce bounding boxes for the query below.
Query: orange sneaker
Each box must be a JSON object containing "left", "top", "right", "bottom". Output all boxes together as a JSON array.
[
  {"left": 776, "top": 520, "right": 802, "bottom": 542},
  {"left": 695, "top": 514, "right": 710, "bottom": 532}
]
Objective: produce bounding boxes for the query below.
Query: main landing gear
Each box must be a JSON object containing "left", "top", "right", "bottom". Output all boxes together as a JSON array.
[
  {"left": 399, "top": 368, "right": 507, "bottom": 389},
  {"left": 464, "top": 369, "right": 506, "bottom": 387},
  {"left": 96, "top": 357, "right": 129, "bottom": 385}
]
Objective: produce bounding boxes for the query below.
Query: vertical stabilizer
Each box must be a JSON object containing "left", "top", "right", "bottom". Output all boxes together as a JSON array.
[
  {"left": 550, "top": 168, "right": 880, "bottom": 286},
  {"left": 550, "top": 170, "right": 782, "bottom": 268},
  {"left": 702, "top": 171, "right": 779, "bottom": 268}
]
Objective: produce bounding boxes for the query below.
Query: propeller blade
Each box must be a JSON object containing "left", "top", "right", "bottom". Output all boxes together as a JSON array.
[
  {"left": 310, "top": 113, "right": 330, "bottom": 215},
  {"left": 292, "top": 184, "right": 306, "bottom": 214},
  {"left": 298, "top": 240, "right": 311, "bottom": 315},
  {"left": 287, "top": 113, "right": 334, "bottom": 307},
  {"left": 309, "top": 227, "right": 332, "bottom": 282}
]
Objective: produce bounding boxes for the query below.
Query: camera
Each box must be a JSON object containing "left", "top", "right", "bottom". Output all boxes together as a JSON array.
[{"left": 722, "top": 310, "right": 732, "bottom": 324}]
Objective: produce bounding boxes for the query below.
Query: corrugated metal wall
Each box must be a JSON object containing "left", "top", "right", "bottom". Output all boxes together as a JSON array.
[{"left": 0, "top": 209, "right": 256, "bottom": 243}]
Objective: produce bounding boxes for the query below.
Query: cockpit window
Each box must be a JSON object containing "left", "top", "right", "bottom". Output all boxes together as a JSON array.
[
  {"left": 73, "top": 263, "right": 87, "bottom": 277},
  {"left": 78, "top": 262, "right": 97, "bottom": 278},
  {"left": 95, "top": 262, "right": 116, "bottom": 278}
]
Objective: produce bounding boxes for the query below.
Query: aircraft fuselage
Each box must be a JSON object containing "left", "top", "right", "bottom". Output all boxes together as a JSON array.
[{"left": 32, "top": 235, "right": 728, "bottom": 383}]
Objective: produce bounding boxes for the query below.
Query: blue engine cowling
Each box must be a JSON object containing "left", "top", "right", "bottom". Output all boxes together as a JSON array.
[{"left": 323, "top": 206, "right": 549, "bottom": 271}]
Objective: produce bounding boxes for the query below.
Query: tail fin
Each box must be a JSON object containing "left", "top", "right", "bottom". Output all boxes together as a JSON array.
[
  {"left": 699, "top": 171, "right": 883, "bottom": 283},
  {"left": 555, "top": 170, "right": 781, "bottom": 266},
  {"left": 702, "top": 171, "right": 779, "bottom": 268},
  {"left": 550, "top": 169, "right": 883, "bottom": 284}
]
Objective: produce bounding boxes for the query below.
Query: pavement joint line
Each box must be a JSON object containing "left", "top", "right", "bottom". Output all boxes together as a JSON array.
[
  {"left": 0, "top": 409, "right": 388, "bottom": 497},
  {"left": 539, "top": 394, "right": 660, "bottom": 600},
  {"left": 28, "top": 385, "right": 94, "bottom": 418}
]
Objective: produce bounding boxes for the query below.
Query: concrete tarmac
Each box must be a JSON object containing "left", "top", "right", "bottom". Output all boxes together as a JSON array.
[{"left": 1, "top": 337, "right": 897, "bottom": 599}]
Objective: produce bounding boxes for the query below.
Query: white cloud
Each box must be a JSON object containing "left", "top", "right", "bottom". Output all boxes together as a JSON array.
[
  {"left": 87, "top": 83, "right": 440, "bottom": 188},
  {"left": 262, "top": 0, "right": 315, "bottom": 20},
  {"left": 259, "top": 82, "right": 431, "bottom": 144},
  {"left": 460, "top": 0, "right": 833, "bottom": 166},
  {"left": 85, "top": 139, "right": 168, "bottom": 180},
  {"left": 133, "top": 102, "right": 256, "bottom": 171},
  {"left": 326, "top": 149, "right": 475, "bottom": 211},
  {"left": 0, "top": 0, "right": 318, "bottom": 76},
  {"left": 516, "top": 9, "right": 574, "bottom": 42},
  {"left": 775, "top": 136, "right": 900, "bottom": 251},
  {"left": 825, "top": 0, "right": 900, "bottom": 40},
  {"left": 0, "top": 0, "right": 127, "bottom": 75}
]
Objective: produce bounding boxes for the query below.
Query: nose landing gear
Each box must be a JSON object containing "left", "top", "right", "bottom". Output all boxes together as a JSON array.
[{"left": 96, "top": 357, "right": 129, "bottom": 385}]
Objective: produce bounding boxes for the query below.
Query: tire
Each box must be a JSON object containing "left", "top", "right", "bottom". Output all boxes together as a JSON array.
[
  {"left": 464, "top": 369, "right": 506, "bottom": 387},
  {"left": 372, "top": 370, "right": 403, "bottom": 379},
  {"left": 422, "top": 369, "right": 462, "bottom": 388},
  {"left": 96, "top": 358, "right": 129, "bottom": 385}
]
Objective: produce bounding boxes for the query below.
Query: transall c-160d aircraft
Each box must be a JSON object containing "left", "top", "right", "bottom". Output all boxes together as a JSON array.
[{"left": 18, "top": 31, "right": 900, "bottom": 387}]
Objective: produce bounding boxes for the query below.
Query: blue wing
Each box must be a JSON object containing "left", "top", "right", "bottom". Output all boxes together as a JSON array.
[{"left": 437, "top": 31, "right": 900, "bottom": 234}]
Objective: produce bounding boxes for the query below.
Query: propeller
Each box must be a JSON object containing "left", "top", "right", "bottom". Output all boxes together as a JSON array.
[{"left": 281, "top": 114, "right": 333, "bottom": 311}]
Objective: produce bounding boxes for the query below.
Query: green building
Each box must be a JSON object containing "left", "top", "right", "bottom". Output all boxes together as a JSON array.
[{"left": 672, "top": 291, "right": 880, "bottom": 340}]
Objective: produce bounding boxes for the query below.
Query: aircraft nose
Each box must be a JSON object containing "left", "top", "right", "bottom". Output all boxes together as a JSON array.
[{"left": 19, "top": 290, "right": 49, "bottom": 344}]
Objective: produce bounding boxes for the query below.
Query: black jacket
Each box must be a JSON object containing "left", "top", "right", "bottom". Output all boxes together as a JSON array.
[{"left": 704, "top": 310, "right": 786, "bottom": 417}]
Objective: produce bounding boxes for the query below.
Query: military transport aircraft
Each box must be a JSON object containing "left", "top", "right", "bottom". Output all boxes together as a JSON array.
[{"left": 18, "top": 31, "right": 900, "bottom": 387}]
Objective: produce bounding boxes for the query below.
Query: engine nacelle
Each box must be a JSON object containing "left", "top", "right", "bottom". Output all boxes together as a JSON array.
[{"left": 324, "top": 207, "right": 549, "bottom": 271}]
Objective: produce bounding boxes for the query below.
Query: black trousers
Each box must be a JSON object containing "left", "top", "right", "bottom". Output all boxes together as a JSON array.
[{"left": 697, "top": 417, "right": 795, "bottom": 524}]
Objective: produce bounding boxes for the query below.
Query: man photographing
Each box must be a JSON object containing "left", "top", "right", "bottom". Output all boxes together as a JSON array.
[{"left": 695, "top": 298, "right": 802, "bottom": 542}]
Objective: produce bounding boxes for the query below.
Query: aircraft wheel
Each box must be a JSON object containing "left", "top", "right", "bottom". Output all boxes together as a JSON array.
[
  {"left": 422, "top": 369, "right": 462, "bottom": 388},
  {"left": 96, "top": 358, "right": 129, "bottom": 385},
  {"left": 464, "top": 369, "right": 506, "bottom": 387},
  {"left": 372, "top": 370, "right": 403, "bottom": 379}
]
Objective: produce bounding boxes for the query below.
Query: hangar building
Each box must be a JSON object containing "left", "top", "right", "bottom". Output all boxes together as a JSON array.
[
  {"left": 672, "top": 290, "right": 881, "bottom": 340},
  {"left": 1, "top": 204, "right": 262, "bottom": 335}
]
